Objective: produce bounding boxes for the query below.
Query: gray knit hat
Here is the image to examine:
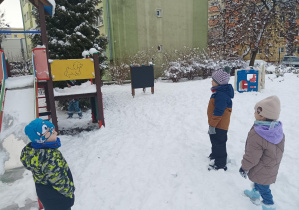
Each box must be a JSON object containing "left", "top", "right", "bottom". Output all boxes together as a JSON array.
[
  {"left": 254, "top": 95, "right": 281, "bottom": 121},
  {"left": 212, "top": 66, "right": 231, "bottom": 85}
]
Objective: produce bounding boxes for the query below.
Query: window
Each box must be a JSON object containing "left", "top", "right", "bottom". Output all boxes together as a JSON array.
[
  {"left": 279, "top": 15, "right": 285, "bottom": 23},
  {"left": 94, "top": 8, "right": 104, "bottom": 27},
  {"left": 14, "top": 35, "right": 17, "bottom": 38},
  {"left": 279, "top": 47, "right": 284, "bottom": 53},
  {"left": 158, "top": 45, "right": 162, "bottom": 52},
  {"left": 265, "top": 48, "right": 269, "bottom": 55},
  {"left": 95, "top": 16, "right": 103, "bottom": 26},
  {"left": 279, "top": 31, "right": 284, "bottom": 38},
  {"left": 229, "top": 16, "right": 235, "bottom": 23},
  {"left": 211, "top": 1, "right": 220, "bottom": 7},
  {"left": 156, "top": 9, "right": 162, "bottom": 17},
  {"left": 258, "top": 49, "right": 262, "bottom": 54},
  {"left": 210, "top": 15, "right": 218, "bottom": 20}
]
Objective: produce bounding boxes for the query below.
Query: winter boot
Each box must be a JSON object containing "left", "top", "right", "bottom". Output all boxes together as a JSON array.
[
  {"left": 244, "top": 188, "right": 261, "bottom": 205},
  {"left": 208, "top": 164, "right": 227, "bottom": 171},
  {"left": 262, "top": 204, "right": 276, "bottom": 210}
]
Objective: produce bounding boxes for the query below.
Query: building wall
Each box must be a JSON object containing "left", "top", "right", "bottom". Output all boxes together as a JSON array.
[
  {"left": 19, "top": 0, "right": 208, "bottom": 71},
  {"left": 20, "top": 0, "right": 36, "bottom": 58},
  {"left": 0, "top": 28, "right": 28, "bottom": 62},
  {"left": 96, "top": 0, "right": 105, "bottom": 35},
  {"left": 1, "top": 38, "right": 28, "bottom": 61},
  {"left": 105, "top": 0, "right": 208, "bottom": 63},
  {"left": 0, "top": 28, "right": 25, "bottom": 39}
]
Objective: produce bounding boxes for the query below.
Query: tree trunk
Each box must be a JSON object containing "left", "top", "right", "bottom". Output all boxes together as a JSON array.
[
  {"left": 285, "top": 1, "right": 297, "bottom": 56},
  {"left": 249, "top": 50, "right": 258, "bottom": 67}
]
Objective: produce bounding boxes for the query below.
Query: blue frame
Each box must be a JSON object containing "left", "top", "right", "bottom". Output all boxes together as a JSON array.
[{"left": 237, "top": 69, "right": 259, "bottom": 93}]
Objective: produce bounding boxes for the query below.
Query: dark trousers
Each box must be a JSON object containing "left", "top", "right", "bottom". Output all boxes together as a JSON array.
[{"left": 209, "top": 128, "right": 228, "bottom": 168}]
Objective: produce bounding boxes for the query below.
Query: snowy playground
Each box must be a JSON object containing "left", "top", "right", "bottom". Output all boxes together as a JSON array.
[
  {"left": 1, "top": 0, "right": 298, "bottom": 209},
  {"left": 0, "top": 69, "right": 299, "bottom": 209}
]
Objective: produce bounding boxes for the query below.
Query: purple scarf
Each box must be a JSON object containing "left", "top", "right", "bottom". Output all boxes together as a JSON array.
[{"left": 254, "top": 121, "right": 284, "bottom": 144}]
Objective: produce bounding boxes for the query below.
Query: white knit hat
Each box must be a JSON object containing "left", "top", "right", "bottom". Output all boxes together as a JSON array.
[
  {"left": 254, "top": 95, "right": 281, "bottom": 120},
  {"left": 212, "top": 66, "right": 231, "bottom": 85}
]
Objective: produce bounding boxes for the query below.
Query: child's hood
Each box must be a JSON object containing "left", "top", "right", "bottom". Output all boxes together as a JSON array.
[
  {"left": 215, "top": 84, "right": 234, "bottom": 99},
  {"left": 254, "top": 121, "right": 284, "bottom": 144}
]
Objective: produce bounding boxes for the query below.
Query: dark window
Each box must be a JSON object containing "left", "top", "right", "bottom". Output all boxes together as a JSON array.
[
  {"left": 158, "top": 45, "right": 162, "bottom": 52},
  {"left": 156, "top": 9, "right": 162, "bottom": 17}
]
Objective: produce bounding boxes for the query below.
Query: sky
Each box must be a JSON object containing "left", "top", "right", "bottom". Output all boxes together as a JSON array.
[{"left": 0, "top": 0, "right": 23, "bottom": 28}]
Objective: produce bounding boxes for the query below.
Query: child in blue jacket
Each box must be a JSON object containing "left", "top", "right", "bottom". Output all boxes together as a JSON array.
[{"left": 207, "top": 66, "right": 234, "bottom": 171}]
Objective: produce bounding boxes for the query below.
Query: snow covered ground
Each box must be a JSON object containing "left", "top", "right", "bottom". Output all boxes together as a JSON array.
[{"left": 0, "top": 73, "right": 299, "bottom": 210}]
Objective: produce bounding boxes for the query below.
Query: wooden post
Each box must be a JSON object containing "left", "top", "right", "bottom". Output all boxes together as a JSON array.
[
  {"left": 93, "top": 53, "right": 105, "bottom": 127},
  {"left": 5, "top": 60, "right": 11, "bottom": 77},
  {"left": 38, "top": 1, "right": 58, "bottom": 131}
]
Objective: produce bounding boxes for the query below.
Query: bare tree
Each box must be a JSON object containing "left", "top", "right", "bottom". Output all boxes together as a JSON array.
[
  {"left": 0, "top": 10, "right": 6, "bottom": 49},
  {"left": 283, "top": 0, "right": 298, "bottom": 56},
  {"left": 209, "top": 0, "right": 299, "bottom": 66},
  {"left": 208, "top": 1, "right": 236, "bottom": 58}
]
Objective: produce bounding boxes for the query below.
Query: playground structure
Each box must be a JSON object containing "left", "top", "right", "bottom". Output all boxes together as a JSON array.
[
  {"left": 0, "top": 0, "right": 105, "bottom": 132},
  {"left": 234, "top": 65, "right": 265, "bottom": 93},
  {"left": 0, "top": 49, "right": 8, "bottom": 132},
  {"left": 32, "top": 47, "right": 105, "bottom": 130},
  {"left": 130, "top": 65, "right": 155, "bottom": 97},
  {"left": 0, "top": 0, "right": 105, "bottom": 209}
]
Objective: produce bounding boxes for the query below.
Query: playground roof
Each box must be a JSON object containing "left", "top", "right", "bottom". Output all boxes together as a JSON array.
[{"left": 28, "top": 0, "right": 52, "bottom": 8}]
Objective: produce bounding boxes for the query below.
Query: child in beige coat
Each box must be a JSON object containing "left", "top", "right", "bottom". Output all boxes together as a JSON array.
[{"left": 239, "top": 96, "right": 285, "bottom": 210}]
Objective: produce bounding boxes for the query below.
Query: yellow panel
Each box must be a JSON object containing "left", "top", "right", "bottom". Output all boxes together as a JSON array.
[{"left": 51, "top": 59, "right": 95, "bottom": 81}]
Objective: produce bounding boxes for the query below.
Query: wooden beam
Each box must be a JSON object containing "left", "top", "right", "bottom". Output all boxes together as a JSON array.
[
  {"left": 54, "top": 93, "right": 97, "bottom": 100},
  {"left": 28, "top": 0, "right": 51, "bottom": 7},
  {"left": 93, "top": 53, "right": 105, "bottom": 127},
  {"left": 28, "top": 0, "right": 51, "bottom": 15},
  {"left": 38, "top": 0, "right": 58, "bottom": 131}
]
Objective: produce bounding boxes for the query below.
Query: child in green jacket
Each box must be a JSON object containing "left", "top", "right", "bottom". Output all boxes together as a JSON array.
[{"left": 20, "top": 118, "right": 75, "bottom": 210}]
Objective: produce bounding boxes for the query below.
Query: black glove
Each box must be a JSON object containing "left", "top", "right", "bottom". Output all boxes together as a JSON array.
[
  {"left": 239, "top": 167, "right": 248, "bottom": 179},
  {"left": 208, "top": 126, "right": 216, "bottom": 134}
]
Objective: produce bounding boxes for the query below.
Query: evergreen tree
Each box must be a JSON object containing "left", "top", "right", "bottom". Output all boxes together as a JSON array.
[
  {"left": 31, "top": 0, "right": 108, "bottom": 109},
  {"left": 31, "top": 0, "right": 107, "bottom": 63}
]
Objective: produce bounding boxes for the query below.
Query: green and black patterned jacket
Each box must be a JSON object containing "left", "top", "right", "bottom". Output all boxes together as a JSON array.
[{"left": 20, "top": 143, "right": 75, "bottom": 198}]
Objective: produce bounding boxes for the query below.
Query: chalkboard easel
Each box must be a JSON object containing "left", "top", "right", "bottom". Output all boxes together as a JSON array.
[{"left": 130, "top": 65, "right": 154, "bottom": 97}]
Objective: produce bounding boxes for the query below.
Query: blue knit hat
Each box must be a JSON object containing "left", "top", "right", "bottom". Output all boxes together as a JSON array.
[{"left": 25, "top": 118, "right": 55, "bottom": 143}]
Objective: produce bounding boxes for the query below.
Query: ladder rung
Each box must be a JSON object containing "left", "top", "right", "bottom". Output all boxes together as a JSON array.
[
  {"left": 38, "top": 96, "right": 46, "bottom": 98},
  {"left": 39, "top": 111, "right": 51, "bottom": 116},
  {"left": 38, "top": 106, "right": 47, "bottom": 108}
]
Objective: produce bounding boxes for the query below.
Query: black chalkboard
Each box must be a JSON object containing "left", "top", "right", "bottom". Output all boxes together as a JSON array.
[{"left": 130, "top": 66, "right": 154, "bottom": 89}]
